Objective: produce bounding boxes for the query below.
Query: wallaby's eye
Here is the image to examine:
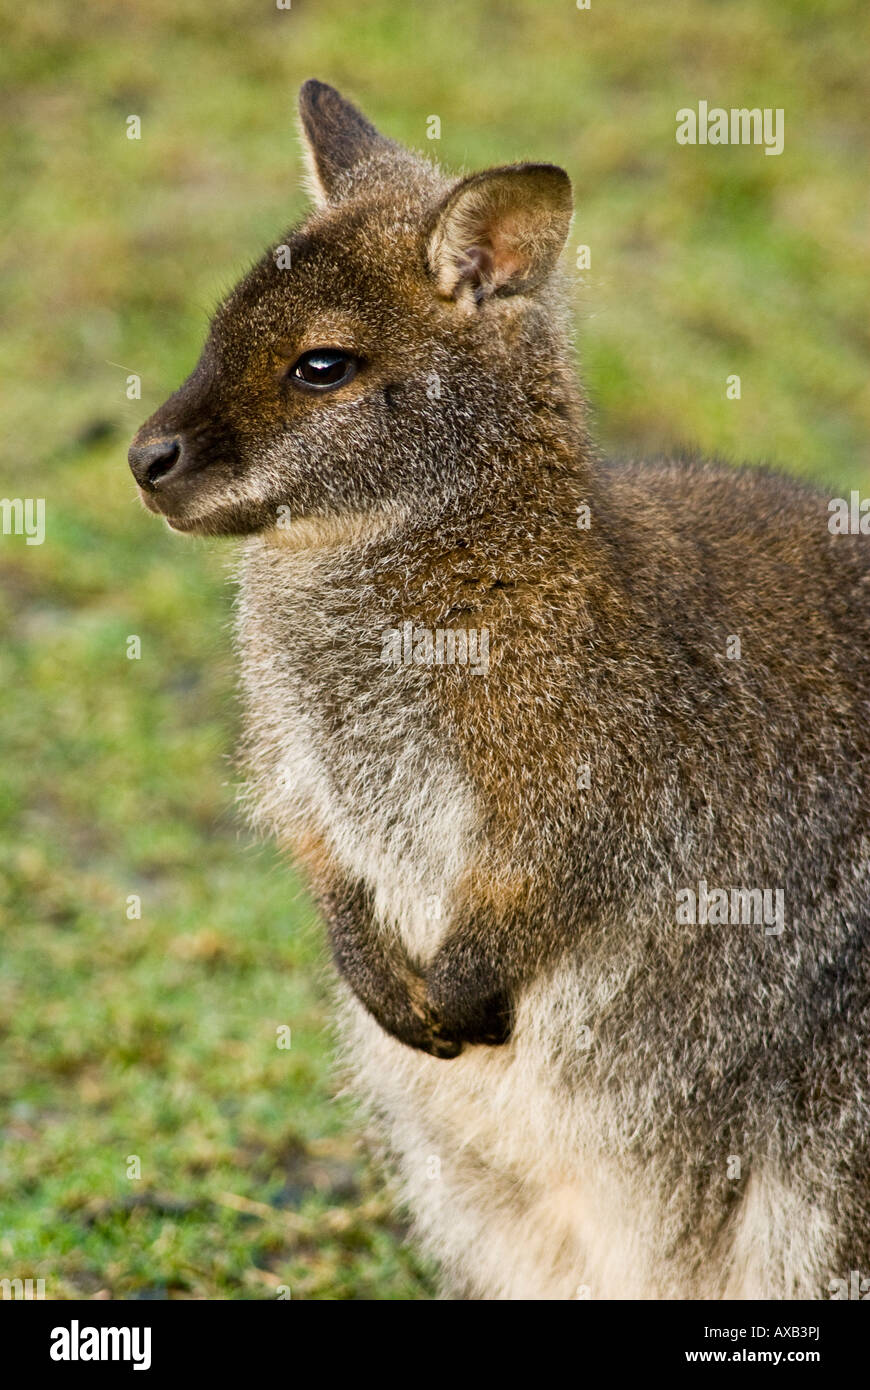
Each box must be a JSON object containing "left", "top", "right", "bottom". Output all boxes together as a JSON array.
[{"left": 289, "top": 349, "right": 357, "bottom": 393}]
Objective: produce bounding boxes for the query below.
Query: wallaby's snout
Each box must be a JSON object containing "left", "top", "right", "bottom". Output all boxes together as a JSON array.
[
  {"left": 129, "top": 421, "right": 224, "bottom": 529},
  {"left": 128, "top": 389, "right": 222, "bottom": 531},
  {"left": 128, "top": 434, "right": 184, "bottom": 491},
  {"left": 128, "top": 354, "right": 253, "bottom": 533}
]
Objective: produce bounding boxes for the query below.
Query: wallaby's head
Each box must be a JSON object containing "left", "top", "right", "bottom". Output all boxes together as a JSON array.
[{"left": 129, "top": 81, "right": 574, "bottom": 536}]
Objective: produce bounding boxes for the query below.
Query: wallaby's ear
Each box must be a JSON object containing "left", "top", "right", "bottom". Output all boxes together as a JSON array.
[
  {"left": 299, "top": 79, "right": 396, "bottom": 204},
  {"left": 428, "top": 163, "right": 573, "bottom": 302}
]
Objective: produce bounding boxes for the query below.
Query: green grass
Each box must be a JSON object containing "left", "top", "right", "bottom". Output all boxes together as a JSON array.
[{"left": 1, "top": 0, "right": 868, "bottom": 1299}]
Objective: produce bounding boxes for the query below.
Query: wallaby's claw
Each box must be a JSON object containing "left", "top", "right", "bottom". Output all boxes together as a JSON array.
[
  {"left": 424, "top": 1033, "right": 464, "bottom": 1060},
  {"left": 405, "top": 985, "right": 464, "bottom": 1058}
]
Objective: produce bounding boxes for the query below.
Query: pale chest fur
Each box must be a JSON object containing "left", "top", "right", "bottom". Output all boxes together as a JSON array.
[
  {"left": 236, "top": 531, "right": 479, "bottom": 962},
  {"left": 340, "top": 970, "right": 832, "bottom": 1300}
]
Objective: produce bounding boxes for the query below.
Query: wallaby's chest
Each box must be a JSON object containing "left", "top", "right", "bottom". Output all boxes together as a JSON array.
[{"left": 236, "top": 540, "right": 478, "bottom": 960}]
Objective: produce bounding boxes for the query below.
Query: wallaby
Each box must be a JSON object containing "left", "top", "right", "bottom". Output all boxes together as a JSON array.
[{"left": 129, "top": 80, "right": 870, "bottom": 1300}]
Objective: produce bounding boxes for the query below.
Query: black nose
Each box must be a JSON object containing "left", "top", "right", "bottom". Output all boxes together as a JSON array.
[{"left": 128, "top": 436, "right": 184, "bottom": 490}]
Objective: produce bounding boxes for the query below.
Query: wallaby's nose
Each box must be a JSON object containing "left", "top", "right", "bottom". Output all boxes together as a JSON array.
[{"left": 128, "top": 435, "right": 184, "bottom": 491}]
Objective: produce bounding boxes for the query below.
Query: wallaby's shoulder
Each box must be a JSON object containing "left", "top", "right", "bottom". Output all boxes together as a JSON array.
[
  {"left": 598, "top": 450, "right": 828, "bottom": 528},
  {"left": 597, "top": 451, "right": 870, "bottom": 600}
]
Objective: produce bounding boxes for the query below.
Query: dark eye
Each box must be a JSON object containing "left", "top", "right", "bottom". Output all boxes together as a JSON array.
[{"left": 289, "top": 348, "right": 357, "bottom": 392}]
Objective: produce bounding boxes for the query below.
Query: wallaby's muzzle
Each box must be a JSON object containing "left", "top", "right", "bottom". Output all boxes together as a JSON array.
[
  {"left": 128, "top": 434, "right": 185, "bottom": 492},
  {"left": 129, "top": 343, "right": 234, "bottom": 525},
  {"left": 128, "top": 426, "right": 214, "bottom": 526}
]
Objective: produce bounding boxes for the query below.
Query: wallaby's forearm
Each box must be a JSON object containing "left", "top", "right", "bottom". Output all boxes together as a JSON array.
[
  {"left": 317, "top": 877, "right": 463, "bottom": 1057},
  {"left": 319, "top": 875, "right": 519, "bottom": 1055},
  {"left": 425, "top": 911, "right": 520, "bottom": 1048}
]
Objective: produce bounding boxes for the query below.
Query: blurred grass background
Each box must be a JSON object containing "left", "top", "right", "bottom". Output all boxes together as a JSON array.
[{"left": 0, "top": 0, "right": 868, "bottom": 1299}]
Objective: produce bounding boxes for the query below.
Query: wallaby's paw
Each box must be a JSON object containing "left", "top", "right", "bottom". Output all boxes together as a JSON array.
[
  {"left": 421, "top": 1031, "right": 464, "bottom": 1060},
  {"left": 453, "top": 1009, "right": 512, "bottom": 1048},
  {"left": 370, "top": 1003, "right": 463, "bottom": 1059},
  {"left": 470, "top": 1017, "right": 512, "bottom": 1047},
  {"left": 403, "top": 1014, "right": 463, "bottom": 1059},
  {"left": 406, "top": 978, "right": 464, "bottom": 1058},
  {"left": 423, "top": 973, "right": 513, "bottom": 1050}
]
